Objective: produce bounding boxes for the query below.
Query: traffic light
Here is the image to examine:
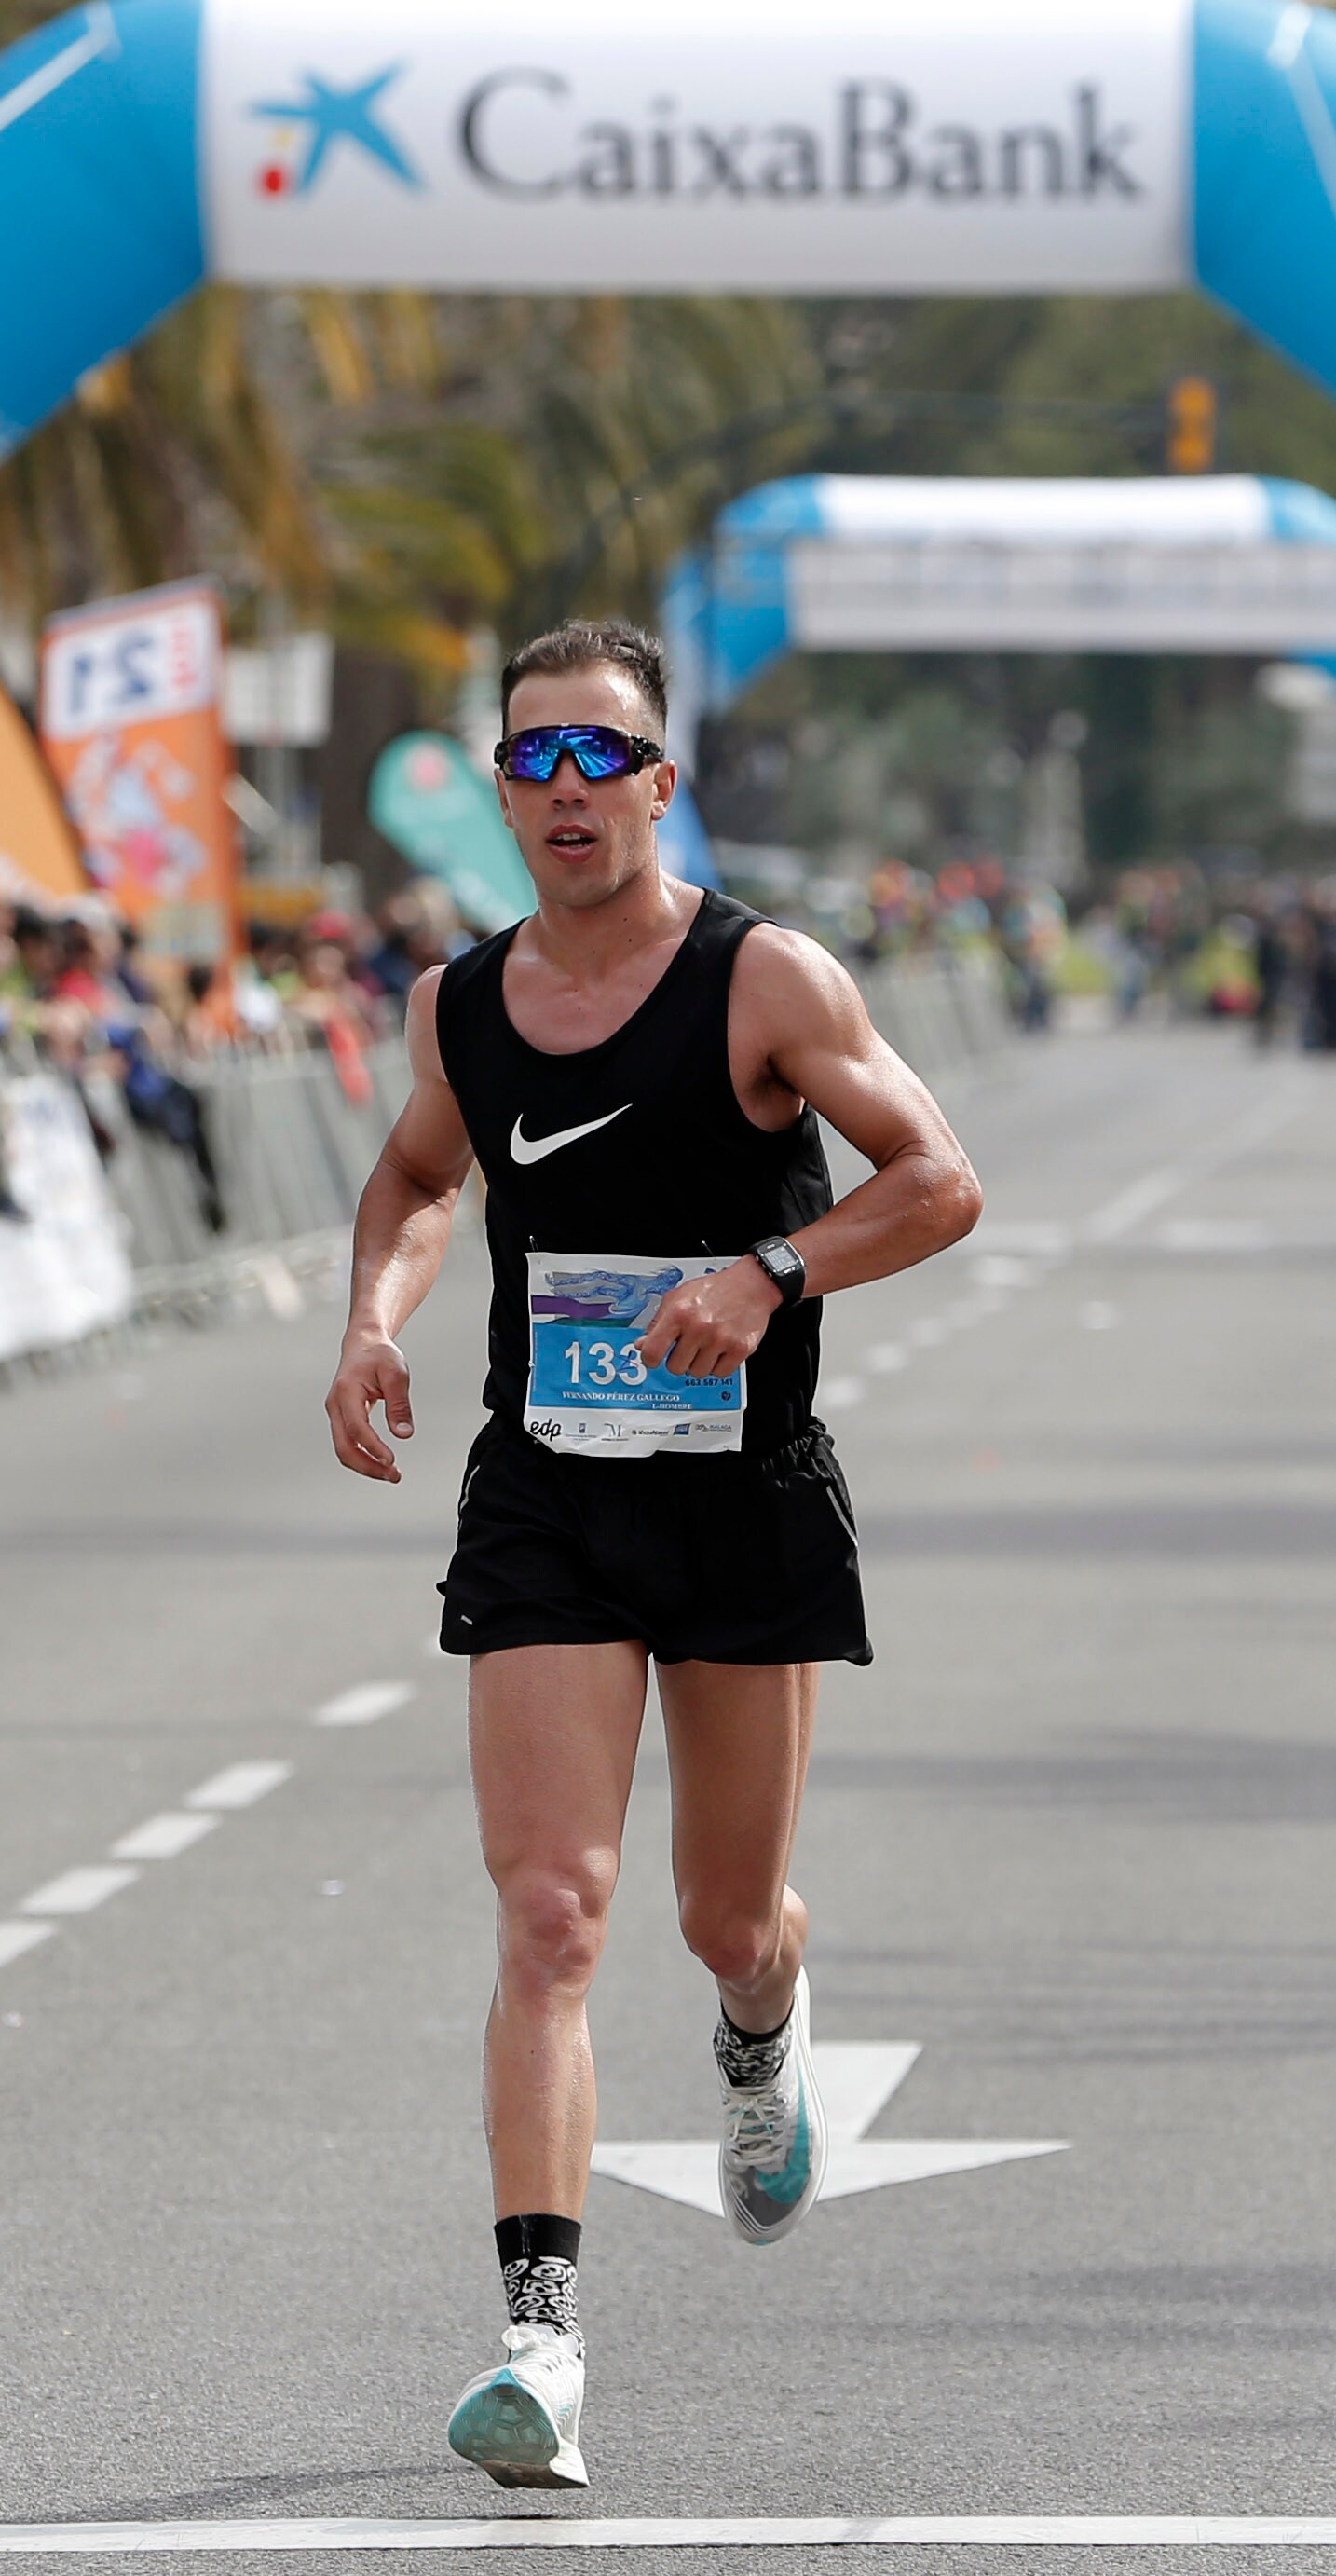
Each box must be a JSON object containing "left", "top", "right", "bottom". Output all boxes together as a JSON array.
[{"left": 1166, "top": 376, "right": 1218, "bottom": 473}]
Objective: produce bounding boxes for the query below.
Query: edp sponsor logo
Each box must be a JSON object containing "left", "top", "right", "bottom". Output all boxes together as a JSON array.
[{"left": 457, "top": 75, "right": 1141, "bottom": 205}]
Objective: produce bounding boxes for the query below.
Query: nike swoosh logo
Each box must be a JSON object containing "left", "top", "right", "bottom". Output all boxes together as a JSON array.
[{"left": 511, "top": 1105, "right": 632, "bottom": 1166}]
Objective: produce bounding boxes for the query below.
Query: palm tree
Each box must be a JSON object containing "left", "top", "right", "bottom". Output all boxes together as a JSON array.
[
  {"left": 0, "top": 280, "right": 811, "bottom": 679},
  {"left": 307, "top": 292, "right": 817, "bottom": 643}
]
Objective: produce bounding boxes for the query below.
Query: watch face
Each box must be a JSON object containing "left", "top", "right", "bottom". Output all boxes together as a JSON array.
[{"left": 760, "top": 1240, "right": 802, "bottom": 1280}]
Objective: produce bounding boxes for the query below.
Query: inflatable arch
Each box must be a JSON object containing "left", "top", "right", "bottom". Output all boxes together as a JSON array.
[
  {"left": 4, "top": 0, "right": 1336, "bottom": 457},
  {"left": 661, "top": 473, "right": 1336, "bottom": 732}
]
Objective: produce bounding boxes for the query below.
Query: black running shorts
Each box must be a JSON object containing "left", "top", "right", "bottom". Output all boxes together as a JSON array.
[{"left": 437, "top": 1418, "right": 873, "bottom": 1667}]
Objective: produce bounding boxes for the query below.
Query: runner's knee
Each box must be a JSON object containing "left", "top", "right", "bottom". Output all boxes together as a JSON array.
[
  {"left": 676, "top": 1892, "right": 780, "bottom": 1992},
  {"left": 496, "top": 1860, "right": 615, "bottom": 1997}
]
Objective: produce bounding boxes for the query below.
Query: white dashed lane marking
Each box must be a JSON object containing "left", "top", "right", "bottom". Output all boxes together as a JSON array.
[
  {"left": 843, "top": 1244, "right": 1057, "bottom": 1397},
  {"left": 19, "top": 1865, "right": 139, "bottom": 1916},
  {"left": 970, "top": 1221, "right": 1073, "bottom": 1256},
  {"left": 1084, "top": 1166, "right": 1185, "bottom": 1244},
  {"left": 1082, "top": 1077, "right": 1311, "bottom": 1247},
  {"left": 0, "top": 2515, "right": 1332, "bottom": 2552},
  {"left": 314, "top": 1680, "right": 416, "bottom": 1727},
  {"left": 110, "top": 1812, "right": 221, "bottom": 1861},
  {"left": 0, "top": 1759, "right": 293, "bottom": 1979},
  {"left": 1157, "top": 1218, "right": 1275, "bottom": 1252},
  {"left": 971, "top": 1254, "right": 1036, "bottom": 1290},
  {"left": 833, "top": 1077, "right": 1320, "bottom": 1411},
  {"left": 1, "top": 1666, "right": 415, "bottom": 1983},
  {"left": 818, "top": 1377, "right": 866, "bottom": 1410},
  {"left": 184, "top": 1761, "right": 293, "bottom": 1811}
]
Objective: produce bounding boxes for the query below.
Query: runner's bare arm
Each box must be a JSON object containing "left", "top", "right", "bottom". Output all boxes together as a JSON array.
[
  {"left": 326, "top": 967, "right": 475, "bottom": 1482},
  {"left": 749, "top": 926, "right": 982, "bottom": 1295},
  {"left": 637, "top": 929, "right": 980, "bottom": 1377}
]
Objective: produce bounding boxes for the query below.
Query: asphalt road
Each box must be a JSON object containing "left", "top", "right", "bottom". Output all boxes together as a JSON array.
[{"left": 1, "top": 1018, "right": 1334, "bottom": 2574}]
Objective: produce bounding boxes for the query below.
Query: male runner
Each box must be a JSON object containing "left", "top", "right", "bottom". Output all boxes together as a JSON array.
[{"left": 325, "top": 619, "right": 981, "bottom": 2491}]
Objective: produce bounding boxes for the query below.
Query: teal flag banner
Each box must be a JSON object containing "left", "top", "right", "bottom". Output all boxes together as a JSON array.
[{"left": 369, "top": 733, "right": 535, "bottom": 934}]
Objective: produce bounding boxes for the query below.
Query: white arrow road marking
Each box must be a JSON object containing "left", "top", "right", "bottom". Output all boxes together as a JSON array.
[
  {"left": 591, "top": 2042, "right": 1067, "bottom": 2217},
  {"left": 816, "top": 2041, "right": 920, "bottom": 2137},
  {"left": 820, "top": 2137, "right": 1070, "bottom": 2199}
]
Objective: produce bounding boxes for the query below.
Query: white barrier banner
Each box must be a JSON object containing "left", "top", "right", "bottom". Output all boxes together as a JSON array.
[
  {"left": 0, "top": 1075, "right": 134, "bottom": 1361},
  {"left": 206, "top": 0, "right": 1191, "bottom": 294}
]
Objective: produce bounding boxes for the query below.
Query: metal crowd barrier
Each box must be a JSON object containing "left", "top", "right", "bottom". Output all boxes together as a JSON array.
[
  {"left": 89, "top": 1038, "right": 414, "bottom": 1301},
  {"left": 857, "top": 949, "right": 1015, "bottom": 1081},
  {"left": 2, "top": 952, "right": 1012, "bottom": 1365}
]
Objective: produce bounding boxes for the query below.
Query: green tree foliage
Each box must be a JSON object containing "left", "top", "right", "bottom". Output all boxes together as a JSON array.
[
  {"left": 800, "top": 290, "right": 1336, "bottom": 491},
  {"left": 0, "top": 276, "right": 812, "bottom": 680}
]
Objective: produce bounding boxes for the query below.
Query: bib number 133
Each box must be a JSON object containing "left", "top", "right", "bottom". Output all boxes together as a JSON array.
[{"left": 566, "top": 1338, "right": 648, "bottom": 1388}]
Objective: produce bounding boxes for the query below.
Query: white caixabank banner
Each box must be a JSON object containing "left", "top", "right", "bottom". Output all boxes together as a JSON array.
[{"left": 204, "top": 0, "right": 1192, "bottom": 294}]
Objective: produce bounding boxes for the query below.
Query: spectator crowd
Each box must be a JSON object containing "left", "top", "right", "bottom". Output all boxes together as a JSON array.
[
  {"left": 0, "top": 881, "right": 466, "bottom": 1233},
  {"left": 852, "top": 855, "right": 1336, "bottom": 1047}
]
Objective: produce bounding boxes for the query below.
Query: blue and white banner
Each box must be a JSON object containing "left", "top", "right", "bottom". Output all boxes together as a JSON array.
[
  {"left": 661, "top": 473, "right": 1336, "bottom": 728},
  {"left": 205, "top": 0, "right": 1189, "bottom": 294},
  {"left": 2, "top": 0, "right": 1336, "bottom": 450}
]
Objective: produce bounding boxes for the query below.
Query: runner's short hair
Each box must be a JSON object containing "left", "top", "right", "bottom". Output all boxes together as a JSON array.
[{"left": 500, "top": 619, "right": 668, "bottom": 739}]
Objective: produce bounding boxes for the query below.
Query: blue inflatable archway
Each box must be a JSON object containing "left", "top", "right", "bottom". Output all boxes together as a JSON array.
[
  {"left": 661, "top": 473, "right": 1336, "bottom": 733},
  {"left": 3, "top": 0, "right": 1336, "bottom": 456}
]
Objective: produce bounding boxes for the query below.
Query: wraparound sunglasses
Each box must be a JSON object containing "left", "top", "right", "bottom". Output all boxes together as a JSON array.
[{"left": 495, "top": 723, "right": 664, "bottom": 782}]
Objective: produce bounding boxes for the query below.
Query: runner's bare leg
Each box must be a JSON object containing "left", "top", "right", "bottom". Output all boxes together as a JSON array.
[
  {"left": 469, "top": 1640, "right": 648, "bottom": 2217},
  {"left": 658, "top": 1660, "right": 819, "bottom": 2032}
]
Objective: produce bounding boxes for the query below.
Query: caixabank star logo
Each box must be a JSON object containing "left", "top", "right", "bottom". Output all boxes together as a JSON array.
[{"left": 250, "top": 64, "right": 421, "bottom": 198}]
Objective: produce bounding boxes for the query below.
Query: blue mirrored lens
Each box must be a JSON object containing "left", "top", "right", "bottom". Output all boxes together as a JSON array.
[
  {"left": 567, "top": 731, "right": 629, "bottom": 778},
  {"left": 507, "top": 727, "right": 633, "bottom": 781},
  {"left": 506, "top": 734, "right": 559, "bottom": 780}
]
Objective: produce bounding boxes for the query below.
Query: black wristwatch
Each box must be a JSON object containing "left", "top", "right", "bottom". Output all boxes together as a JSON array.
[{"left": 748, "top": 1236, "right": 806, "bottom": 1308}]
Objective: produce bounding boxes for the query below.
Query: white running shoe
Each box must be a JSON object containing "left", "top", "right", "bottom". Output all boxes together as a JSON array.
[
  {"left": 447, "top": 2323, "right": 588, "bottom": 2489},
  {"left": 717, "top": 1964, "right": 829, "bottom": 2246}
]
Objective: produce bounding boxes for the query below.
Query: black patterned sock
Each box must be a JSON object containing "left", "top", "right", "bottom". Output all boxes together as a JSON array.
[
  {"left": 714, "top": 2001, "right": 793, "bottom": 2090},
  {"left": 495, "top": 2213, "right": 583, "bottom": 2355}
]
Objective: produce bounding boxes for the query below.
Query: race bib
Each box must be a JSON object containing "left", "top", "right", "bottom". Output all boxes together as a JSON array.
[{"left": 525, "top": 1253, "right": 745, "bottom": 1456}]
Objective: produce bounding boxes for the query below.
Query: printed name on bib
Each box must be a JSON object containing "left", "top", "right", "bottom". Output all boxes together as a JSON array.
[{"left": 525, "top": 1253, "right": 745, "bottom": 1456}]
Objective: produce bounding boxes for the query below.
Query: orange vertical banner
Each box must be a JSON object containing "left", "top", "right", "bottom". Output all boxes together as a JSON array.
[
  {"left": 38, "top": 580, "right": 239, "bottom": 961},
  {"left": 0, "top": 681, "right": 88, "bottom": 903}
]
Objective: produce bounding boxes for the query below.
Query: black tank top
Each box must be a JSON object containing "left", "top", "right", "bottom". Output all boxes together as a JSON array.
[{"left": 434, "top": 888, "right": 832, "bottom": 1458}]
